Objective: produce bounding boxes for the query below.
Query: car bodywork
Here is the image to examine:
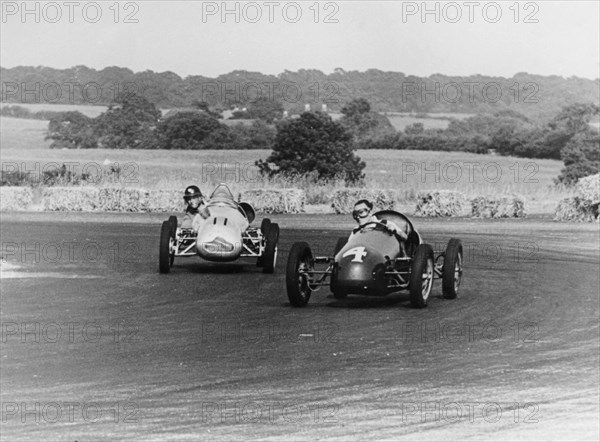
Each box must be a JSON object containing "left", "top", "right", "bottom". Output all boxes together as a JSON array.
[
  {"left": 159, "top": 183, "right": 279, "bottom": 273},
  {"left": 286, "top": 210, "right": 463, "bottom": 308}
]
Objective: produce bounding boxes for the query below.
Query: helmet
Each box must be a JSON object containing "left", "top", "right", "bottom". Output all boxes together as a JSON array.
[{"left": 183, "top": 185, "right": 203, "bottom": 201}]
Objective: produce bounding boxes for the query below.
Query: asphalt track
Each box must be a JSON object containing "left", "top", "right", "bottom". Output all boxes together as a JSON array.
[{"left": 1, "top": 212, "right": 599, "bottom": 441}]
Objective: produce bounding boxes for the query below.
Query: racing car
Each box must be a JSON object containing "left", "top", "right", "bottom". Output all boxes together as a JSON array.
[
  {"left": 159, "top": 183, "right": 279, "bottom": 273},
  {"left": 285, "top": 210, "right": 463, "bottom": 308}
]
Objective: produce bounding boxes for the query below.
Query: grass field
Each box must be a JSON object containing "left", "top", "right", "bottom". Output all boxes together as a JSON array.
[
  {"left": 0, "top": 116, "right": 570, "bottom": 213},
  {"left": 0, "top": 102, "right": 109, "bottom": 118}
]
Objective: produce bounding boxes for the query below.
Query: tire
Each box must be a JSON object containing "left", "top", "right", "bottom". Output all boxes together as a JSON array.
[
  {"left": 260, "top": 218, "right": 271, "bottom": 235},
  {"left": 256, "top": 218, "right": 272, "bottom": 267},
  {"left": 333, "top": 236, "right": 347, "bottom": 256},
  {"left": 262, "top": 223, "right": 279, "bottom": 274},
  {"left": 409, "top": 244, "right": 434, "bottom": 308},
  {"left": 168, "top": 216, "right": 178, "bottom": 266},
  {"left": 168, "top": 216, "right": 178, "bottom": 235},
  {"left": 286, "top": 242, "right": 313, "bottom": 307},
  {"left": 442, "top": 238, "right": 463, "bottom": 299},
  {"left": 159, "top": 221, "right": 174, "bottom": 274}
]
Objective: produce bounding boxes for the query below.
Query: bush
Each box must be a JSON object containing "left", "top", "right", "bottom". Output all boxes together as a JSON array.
[
  {"left": 356, "top": 132, "right": 489, "bottom": 154},
  {"left": 241, "top": 189, "right": 305, "bottom": 213},
  {"left": 414, "top": 191, "right": 466, "bottom": 217},
  {"left": 330, "top": 188, "right": 397, "bottom": 214},
  {"left": 554, "top": 197, "right": 599, "bottom": 222},
  {"left": 339, "top": 98, "right": 396, "bottom": 142},
  {"left": 554, "top": 173, "right": 600, "bottom": 222},
  {"left": 470, "top": 195, "right": 526, "bottom": 218},
  {"left": 256, "top": 111, "right": 365, "bottom": 184},
  {"left": 576, "top": 173, "right": 600, "bottom": 205},
  {"left": 556, "top": 130, "right": 600, "bottom": 185},
  {"left": 0, "top": 187, "right": 34, "bottom": 211},
  {"left": 154, "top": 111, "right": 224, "bottom": 149}
]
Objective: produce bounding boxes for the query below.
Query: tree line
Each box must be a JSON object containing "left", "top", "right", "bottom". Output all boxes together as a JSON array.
[
  {"left": 2, "top": 65, "right": 598, "bottom": 122},
  {"left": 43, "top": 93, "right": 599, "bottom": 185}
]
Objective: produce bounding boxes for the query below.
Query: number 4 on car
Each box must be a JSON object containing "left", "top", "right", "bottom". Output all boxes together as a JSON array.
[{"left": 286, "top": 210, "right": 463, "bottom": 308}]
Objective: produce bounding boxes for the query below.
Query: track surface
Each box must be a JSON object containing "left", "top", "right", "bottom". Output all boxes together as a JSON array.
[{"left": 1, "top": 213, "right": 599, "bottom": 441}]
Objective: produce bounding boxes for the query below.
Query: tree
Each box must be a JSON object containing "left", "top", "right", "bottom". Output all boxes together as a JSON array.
[
  {"left": 341, "top": 97, "right": 371, "bottom": 116},
  {"left": 191, "top": 100, "right": 223, "bottom": 119},
  {"left": 45, "top": 111, "right": 96, "bottom": 149},
  {"left": 154, "top": 111, "right": 223, "bottom": 149},
  {"left": 340, "top": 98, "right": 395, "bottom": 142},
  {"left": 256, "top": 111, "right": 365, "bottom": 183},
  {"left": 556, "top": 129, "right": 600, "bottom": 184},
  {"left": 93, "top": 93, "right": 160, "bottom": 149},
  {"left": 231, "top": 96, "right": 284, "bottom": 123},
  {"left": 549, "top": 103, "right": 599, "bottom": 134}
]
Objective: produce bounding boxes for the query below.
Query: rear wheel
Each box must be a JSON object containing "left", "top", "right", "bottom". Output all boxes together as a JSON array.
[
  {"left": 159, "top": 221, "right": 174, "bottom": 274},
  {"left": 409, "top": 244, "right": 434, "bottom": 308},
  {"left": 442, "top": 238, "right": 463, "bottom": 299},
  {"left": 262, "top": 223, "right": 279, "bottom": 274},
  {"left": 260, "top": 218, "right": 271, "bottom": 235},
  {"left": 286, "top": 242, "right": 313, "bottom": 307}
]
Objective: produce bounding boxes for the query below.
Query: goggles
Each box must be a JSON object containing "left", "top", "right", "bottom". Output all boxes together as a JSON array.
[{"left": 352, "top": 208, "right": 370, "bottom": 219}]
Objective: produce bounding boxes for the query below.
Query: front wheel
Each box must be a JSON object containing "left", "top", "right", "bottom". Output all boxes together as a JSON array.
[
  {"left": 257, "top": 218, "right": 272, "bottom": 267},
  {"left": 262, "top": 223, "right": 279, "bottom": 274},
  {"left": 442, "top": 238, "right": 463, "bottom": 299},
  {"left": 168, "top": 216, "right": 178, "bottom": 235},
  {"left": 167, "top": 216, "right": 178, "bottom": 266},
  {"left": 159, "top": 221, "right": 174, "bottom": 274},
  {"left": 286, "top": 242, "right": 314, "bottom": 307},
  {"left": 409, "top": 244, "right": 434, "bottom": 308}
]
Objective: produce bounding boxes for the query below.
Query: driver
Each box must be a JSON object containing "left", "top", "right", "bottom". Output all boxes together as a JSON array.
[
  {"left": 350, "top": 200, "right": 408, "bottom": 249},
  {"left": 181, "top": 185, "right": 209, "bottom": 231}
]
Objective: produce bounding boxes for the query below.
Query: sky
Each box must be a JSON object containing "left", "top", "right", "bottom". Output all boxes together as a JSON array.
[{"left": 1, "top": 0, "right": 599, "bottom": 79}]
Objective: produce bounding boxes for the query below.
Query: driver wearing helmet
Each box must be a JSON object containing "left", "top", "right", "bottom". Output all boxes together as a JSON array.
[
  {"left": 181, "top": 185, "right": 209, "bottom": 231},
  {"left": 350, "top": 199, "right": 408, "bottom": 244}
]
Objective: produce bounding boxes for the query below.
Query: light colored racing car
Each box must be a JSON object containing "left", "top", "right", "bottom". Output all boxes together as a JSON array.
[
  {"left": 159, "top": 183, "right": 279, "bottom": 273},
  {"left": 285, "top": 210, "right": 463, "bottom": 308}
]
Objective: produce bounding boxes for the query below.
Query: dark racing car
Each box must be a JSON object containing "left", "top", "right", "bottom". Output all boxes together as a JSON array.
[{"left": 285, "top": 210, "right": 463, "bottom": 308}]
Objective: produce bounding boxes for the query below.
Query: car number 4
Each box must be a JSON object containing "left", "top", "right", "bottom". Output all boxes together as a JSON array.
[{"left": 343, "top": 247, "right": 367, "bottom": 262}]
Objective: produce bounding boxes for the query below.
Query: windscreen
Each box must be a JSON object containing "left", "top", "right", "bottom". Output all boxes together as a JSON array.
[{"left": 210, "top": 184, "right": 234, "bottom": 200}]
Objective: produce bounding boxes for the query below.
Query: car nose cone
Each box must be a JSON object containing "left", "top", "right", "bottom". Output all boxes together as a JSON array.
[{"left": 202, "top": 236, "right": 235, "bottom": 253}]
